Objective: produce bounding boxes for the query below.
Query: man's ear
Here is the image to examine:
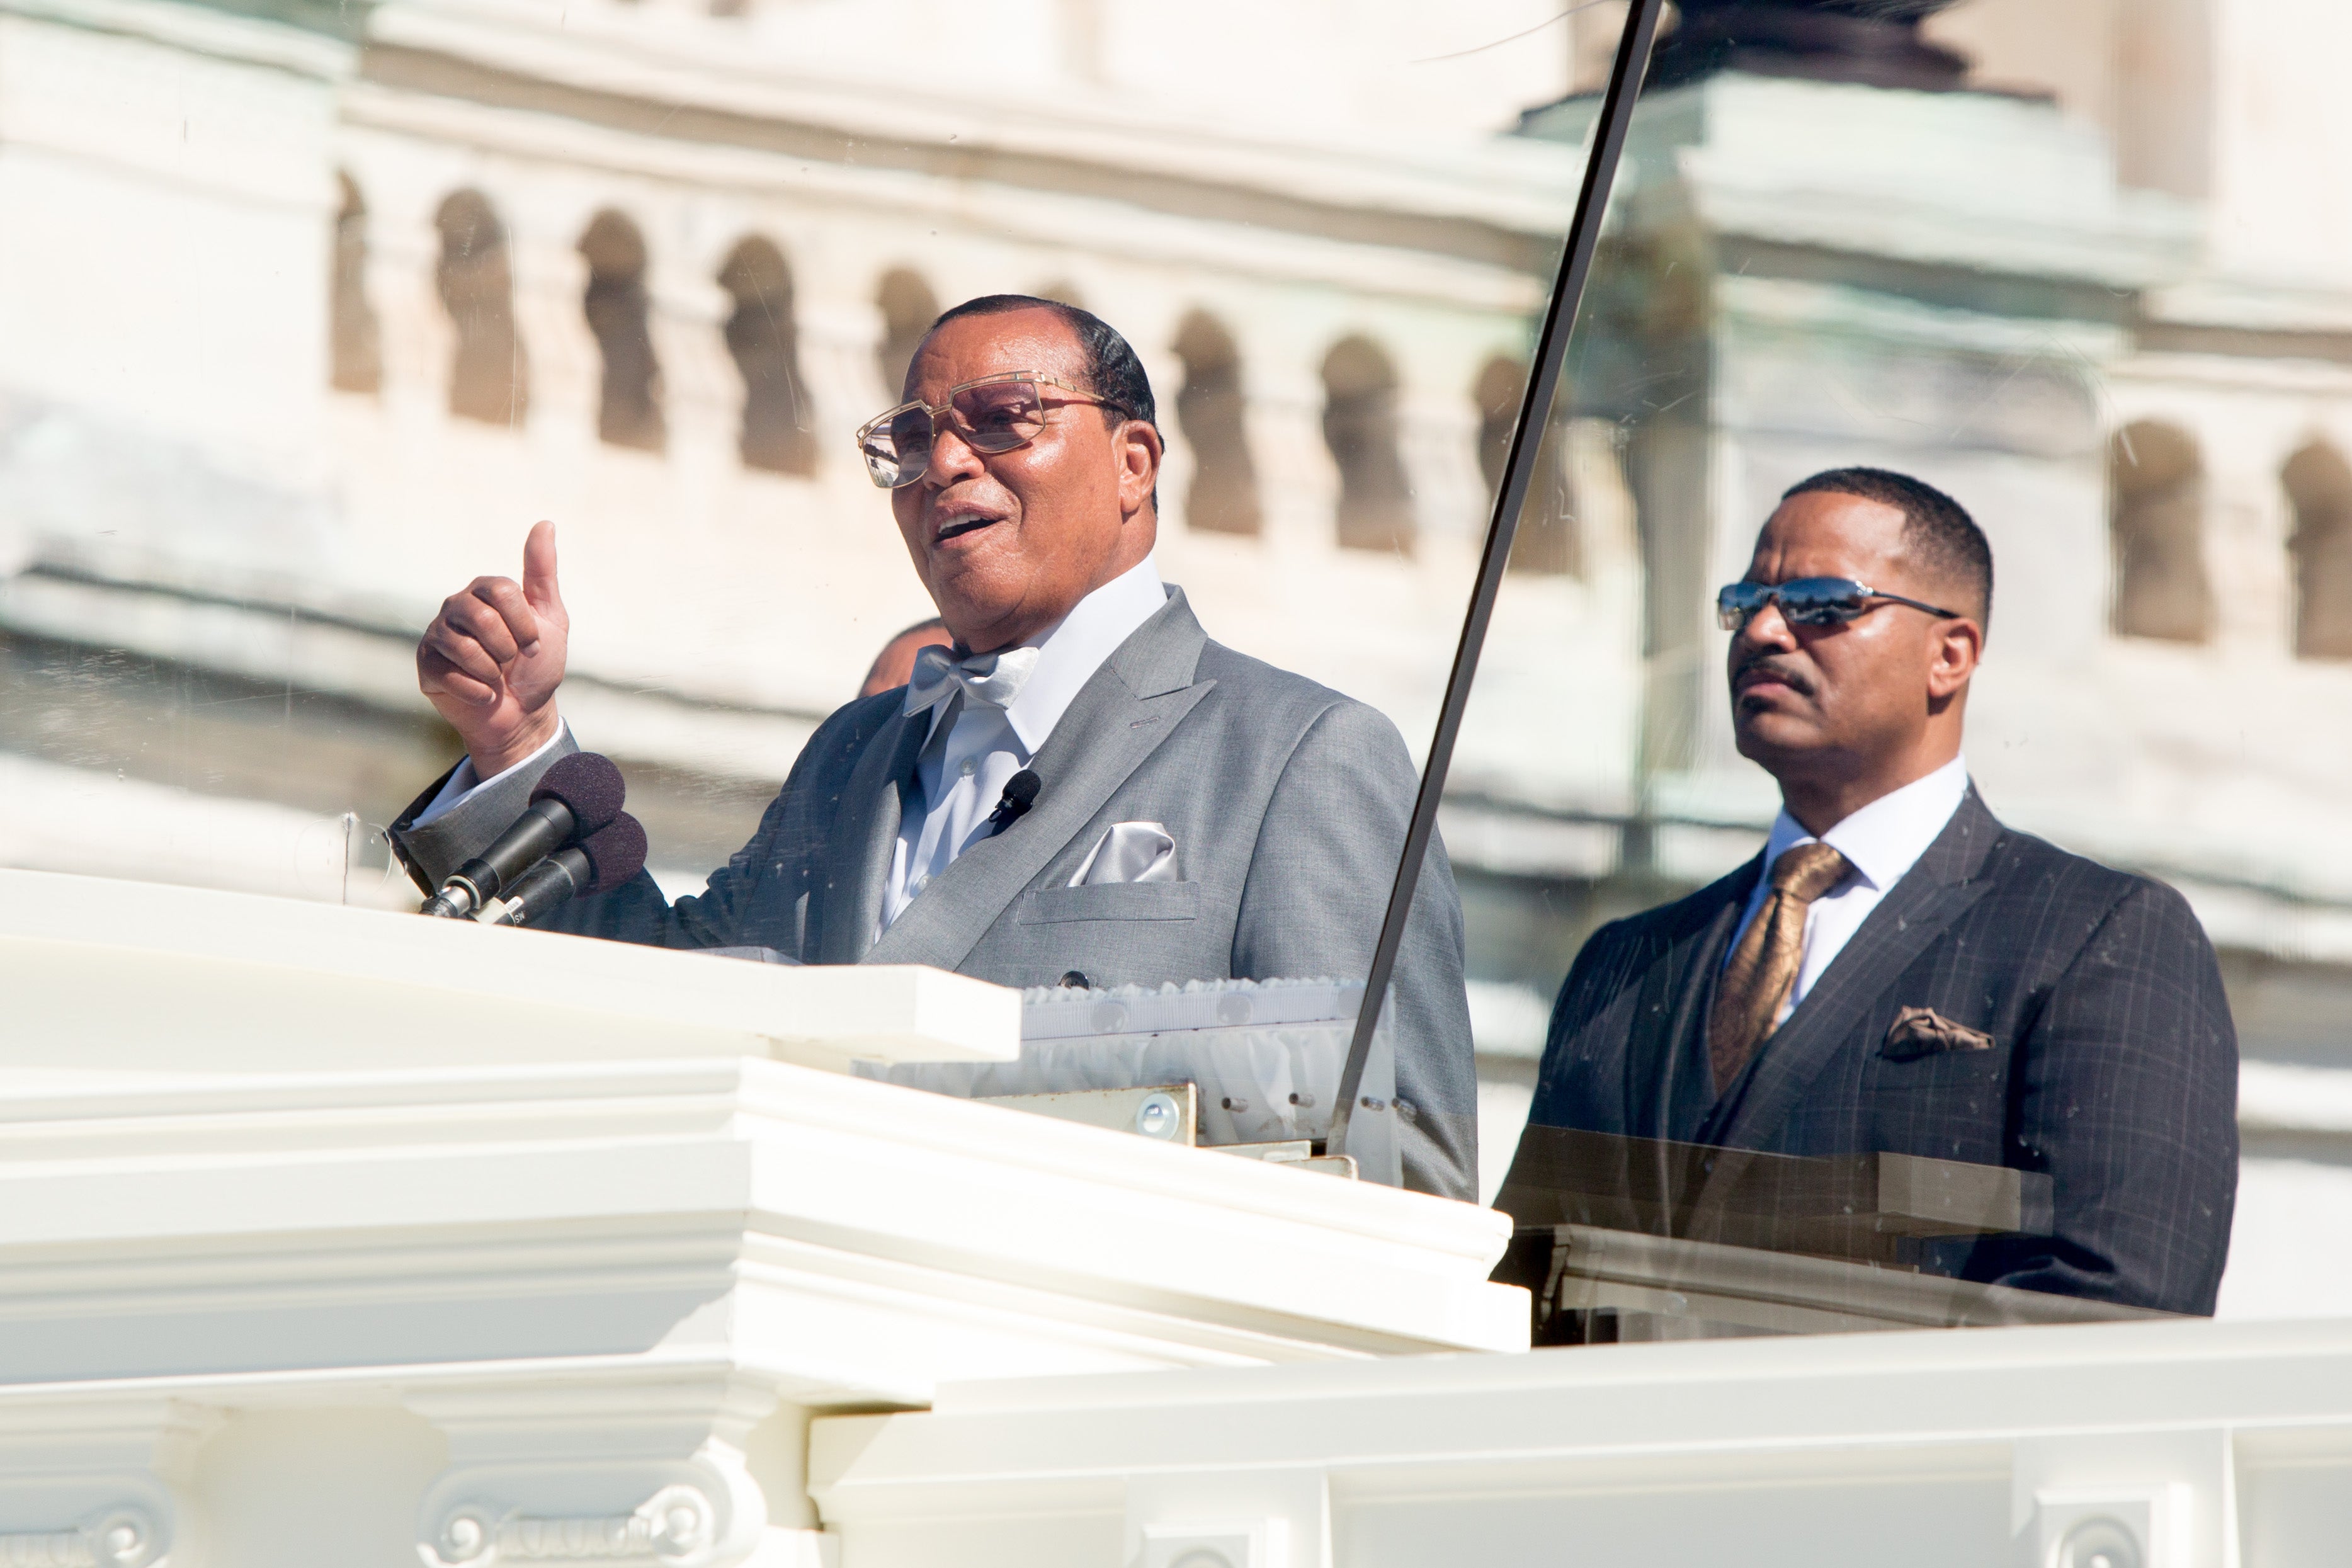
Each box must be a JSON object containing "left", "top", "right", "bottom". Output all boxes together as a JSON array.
[
  {"left": 1926, "top": 615, "right": 1983, "bottom": 702},
  {"left": 1117, "top": 421, "right": 1164, "bottom": 518}
]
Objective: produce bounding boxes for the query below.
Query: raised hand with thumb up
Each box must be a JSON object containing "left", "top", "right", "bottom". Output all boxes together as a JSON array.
[{"left": 418, "top": 520, "right": 571, "bottom": 778}]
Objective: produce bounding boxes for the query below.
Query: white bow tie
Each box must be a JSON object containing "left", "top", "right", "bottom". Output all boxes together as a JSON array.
[{"left": 904, "top": 642, "right": 1042, "bottom": 718}]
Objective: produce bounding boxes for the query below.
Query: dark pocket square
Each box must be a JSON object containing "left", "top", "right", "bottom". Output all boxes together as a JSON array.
[{"left": 1882, "top": 1005, "right": 1997, "bottom": 1060}]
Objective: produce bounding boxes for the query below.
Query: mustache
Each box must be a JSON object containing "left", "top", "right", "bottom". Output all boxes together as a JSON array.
[{"left": 1733, "top": 653, "right": 1815, "bottom": 697}]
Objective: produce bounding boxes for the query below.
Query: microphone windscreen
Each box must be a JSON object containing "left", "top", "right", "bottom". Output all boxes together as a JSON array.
[
  {"left": 1004, "top": 770, "right": 1042, "bottom": 808},
  {"left": 530, "top": 752, "right": 627, "bottom": 832},
  {"left": 574, "top": 812, "right": 649, "bottom": 894}
]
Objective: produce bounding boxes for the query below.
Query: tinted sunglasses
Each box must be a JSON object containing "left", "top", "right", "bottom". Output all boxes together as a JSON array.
[
  {"left": 855, "top": 371, "right": 1130, "bottom": 489},
  {"left": 1717, "top": 576, "right": 1962, "bottom": 631}
]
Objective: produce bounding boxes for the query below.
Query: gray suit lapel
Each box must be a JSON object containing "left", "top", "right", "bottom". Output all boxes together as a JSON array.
[
  {"left": 1700, "top": 788, "right": 2005, "bottom": 1154},
  {"left": 861, "top": 588, "right": 1213, "bottom": 973},
  {"left": 812, "top": 708, "right": 929, "bottom": 965}
]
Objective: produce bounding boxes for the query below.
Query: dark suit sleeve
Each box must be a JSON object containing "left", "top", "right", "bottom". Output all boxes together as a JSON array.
[
  {"left": 1527, "top": 916, "right": 1639, "bottom": 1132},
  {"left": 385, "top": 709, "right": 860, "bottom": 958},
  {"left": 1230, "top": 699, "right": 1478, "bottom": 1203},
  {"left": 1982, "top": 878, "right": 2239, "bottom": 1314},
  {"left": 530, "top": 786, "right": 802, "bottom": 952}
]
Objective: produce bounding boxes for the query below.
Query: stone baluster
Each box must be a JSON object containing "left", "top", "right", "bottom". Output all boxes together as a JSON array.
[
  {"left": 796, "top": 287, "right": 893, "bottom": 485},
  {"left": 2207, "top": 431, "right": 2297, "bottom": 656},
  {"left": 363, "top": 192, "right": 457, "bottom": 433},
  {"left": 1244, "top": 359, "right": 1339, "bottom": 566},
  {"left": 649, "top": 268, "right": 742, "bottom": 534},
  {"left": 505, "top": 229, "right": 598, "bottom": 460},
  {"left": 1397, "top": 377, "right": 1483, "bottom": 554}
]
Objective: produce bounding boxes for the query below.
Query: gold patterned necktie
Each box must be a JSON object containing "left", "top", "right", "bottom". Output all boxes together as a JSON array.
[{"left": 1707, "top": 841, "right": 1853, "bottom": 1096}]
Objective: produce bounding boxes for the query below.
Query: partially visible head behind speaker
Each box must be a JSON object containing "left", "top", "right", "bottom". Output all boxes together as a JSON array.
[{"left": 860, "top": 615, "right": 953, "bottom": 698}]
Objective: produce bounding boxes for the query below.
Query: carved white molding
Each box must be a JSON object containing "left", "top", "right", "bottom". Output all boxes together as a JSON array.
[
  {"left": 0, "top": 1507, "right": 163, "bottom": 1568},
  {"left": 422, "top": 1486, "right": 715, "bottom": 1568},
  {"left": 411, "top": 1423, "right": 771, "bottom": 1568}
]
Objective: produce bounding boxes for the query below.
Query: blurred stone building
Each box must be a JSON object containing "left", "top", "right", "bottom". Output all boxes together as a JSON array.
[{"left": 0, "top": 0, "right": 1606, "bottom": 886}]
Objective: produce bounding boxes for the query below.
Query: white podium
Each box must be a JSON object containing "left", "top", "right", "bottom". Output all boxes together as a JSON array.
[
  {"left": 14, "top": 869, "right": 2352, "bottom": 1568},
  {"left": 0, "top": 870, "right": 1524, "bottom": 1568}
]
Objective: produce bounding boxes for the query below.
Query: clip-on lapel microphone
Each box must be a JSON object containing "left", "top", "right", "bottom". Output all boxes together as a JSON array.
[{"left": 984, "top": 770, "right": 1042, "bottom": 836}]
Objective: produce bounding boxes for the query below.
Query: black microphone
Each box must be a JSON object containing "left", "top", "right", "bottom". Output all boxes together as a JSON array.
[
  {"left": 483, "top": 813, "right": 649, "bottom": 928},
  {"left": 421, "top": 751, "right": 627, "bottom": 919},
  {"left": 984, "top": 770, "right": 1042, "bottom": 835}
]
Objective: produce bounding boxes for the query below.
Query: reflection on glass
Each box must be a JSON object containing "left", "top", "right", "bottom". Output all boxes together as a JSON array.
[
  {"left": 1438, "top": 1, "right": 2352, "bottom": 1336},
  {"left": 0, "top": 0, "right": 1635, "bottom": 1207}
]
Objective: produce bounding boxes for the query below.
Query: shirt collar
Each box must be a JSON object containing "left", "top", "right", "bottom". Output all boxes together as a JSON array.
[
  {"left": 1759, "top": 754, "right": 1970, "bottom": 894},
  {"left": 984, "top": 557, "right": 1167, "bottom": 754}
]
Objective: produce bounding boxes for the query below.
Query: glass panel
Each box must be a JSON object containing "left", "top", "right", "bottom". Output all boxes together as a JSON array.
[
  {"left": 1443, "top": 2, "right": 2275, "bottom": 1334},
  {"left": 0, "top": 0, "right": 1639, "bottom": 1202}
]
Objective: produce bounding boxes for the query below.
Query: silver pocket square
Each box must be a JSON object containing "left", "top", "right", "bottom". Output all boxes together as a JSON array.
[
  {"left": 1071, "top": 821, "right": 1180, "bottom": 886},
  {"left": 1882, "top": 1004, "right": 1996, "bottom": 1060}
]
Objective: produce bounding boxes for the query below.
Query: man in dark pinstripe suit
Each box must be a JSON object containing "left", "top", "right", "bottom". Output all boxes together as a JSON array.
[{"left": 1527, "top": 468, "right": 2239, "bottom": 1315}]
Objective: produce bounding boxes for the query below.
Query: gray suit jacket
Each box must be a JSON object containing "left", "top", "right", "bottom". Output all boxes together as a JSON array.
[
  {"left": 391, "top": 588, "right": 1479, "bottom": 1199},
  {"left": 1528, "top": 788, "right": 2239, "bottom": 1315}
]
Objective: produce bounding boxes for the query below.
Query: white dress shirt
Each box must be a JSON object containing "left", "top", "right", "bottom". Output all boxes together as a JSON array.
[
  {"left": 879, "top": 557, "right": 1167, "bottom": 934},
  {"left": 1728, "top": 754, "right": 1970, "bottom": 1026}
]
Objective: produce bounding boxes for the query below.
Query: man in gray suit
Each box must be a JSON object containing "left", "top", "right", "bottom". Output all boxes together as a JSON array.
[{"left": 392, "top": 294, "right": 1477, "bottom": 1199}]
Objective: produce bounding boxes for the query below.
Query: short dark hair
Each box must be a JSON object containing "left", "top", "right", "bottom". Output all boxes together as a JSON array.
[
  {"left": 924, "top": 293, "right": 1157, "bottom": 429},
  {"left": 1781, "top": 466, "right": 1992, "bottom": 624}
]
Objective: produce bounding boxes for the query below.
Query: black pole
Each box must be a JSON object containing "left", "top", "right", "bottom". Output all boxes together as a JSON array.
[{"left": 1326, "top": 0, "right": 1666, "bottom": 1164}]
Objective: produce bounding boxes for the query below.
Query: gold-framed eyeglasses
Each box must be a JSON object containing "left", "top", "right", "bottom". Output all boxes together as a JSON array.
[{"left": 855, "top": 371, "right": 1130, "bottom": 489}]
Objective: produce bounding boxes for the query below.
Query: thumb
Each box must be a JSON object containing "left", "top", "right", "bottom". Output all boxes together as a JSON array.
[{"left": 520, "top": 520, "right": 565, "bottom": 618}]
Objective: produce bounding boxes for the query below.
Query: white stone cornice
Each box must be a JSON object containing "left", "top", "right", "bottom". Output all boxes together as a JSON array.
[
  {"left": 807, "top": 1316, "right": 2352, "bottom": 1567},
  {"left": 0, "top": 877, "right": 1518, "bottom": 1567},
  {"left": 358, "top": 0, "right": 1578, "bottom": 237},
  {"left": 0, "top": 866, "right": 1020, "bottom": 1073},
  {"left": 334, "top": 83, "right": 1547, "bottom": 312},
  {"left": 0, "top": 872, "right": 1522, "bottom": 1411},
  {"left": 0, "top": 0, "right": 352, "bottom": 81}
]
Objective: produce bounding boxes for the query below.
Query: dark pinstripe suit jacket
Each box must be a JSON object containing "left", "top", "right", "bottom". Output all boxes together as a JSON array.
[{"left": 1526, "top": 788, "right": 2239, "bottom": 1315}]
